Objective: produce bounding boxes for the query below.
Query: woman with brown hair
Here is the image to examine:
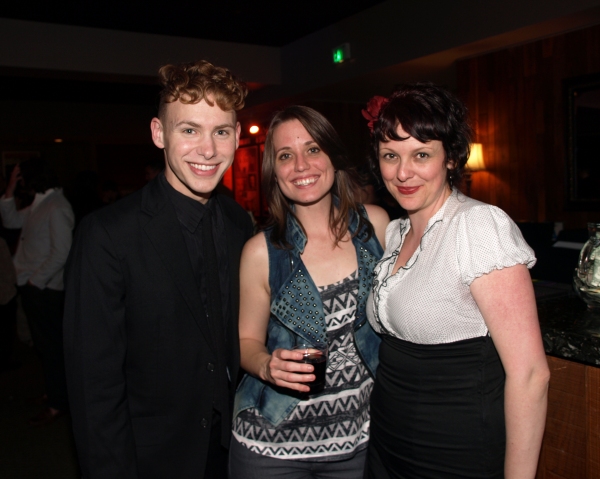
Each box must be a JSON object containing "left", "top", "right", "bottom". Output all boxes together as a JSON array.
[{"left": 230, "top": 105, "right": 389, "bottom": 478}]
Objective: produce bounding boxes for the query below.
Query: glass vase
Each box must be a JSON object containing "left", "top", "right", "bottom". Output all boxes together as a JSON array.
[{"left": 573, "top": 222, "right": 600, "bottom": 309}]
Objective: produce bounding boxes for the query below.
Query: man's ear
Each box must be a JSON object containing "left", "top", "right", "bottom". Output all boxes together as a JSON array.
[
  {"left": 151, "top": 118, "right": 165, "bottom": 149},
  {"left": 235, "top": 122, "right": 241, "bottom": 150}
]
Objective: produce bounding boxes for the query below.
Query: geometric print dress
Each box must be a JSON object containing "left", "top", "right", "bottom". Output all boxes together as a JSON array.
[{"left": 232, "top": 270, "right": 373, "bottom": 461}]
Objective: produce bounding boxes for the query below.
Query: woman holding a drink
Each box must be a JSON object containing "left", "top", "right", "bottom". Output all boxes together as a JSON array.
[{"left": 230, "top": 105, "right": 389, "bottom": 478}]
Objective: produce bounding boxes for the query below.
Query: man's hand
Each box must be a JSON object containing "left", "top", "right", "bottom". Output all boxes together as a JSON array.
[{"left": 5, "top": 165, "right": 21, "bottom": 198}]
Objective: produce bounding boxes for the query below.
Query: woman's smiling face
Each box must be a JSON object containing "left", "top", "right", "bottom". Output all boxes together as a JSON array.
[
  {"left": 273, "top": 119, "right": 335, "bottom": 206},
  {"left": 379, "top": 124, "right": 452, "bottom": 221}
]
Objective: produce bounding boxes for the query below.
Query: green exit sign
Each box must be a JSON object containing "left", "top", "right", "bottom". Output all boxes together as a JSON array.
[{"left": 332, "top": 43, "right": 351, "bottom": 64}]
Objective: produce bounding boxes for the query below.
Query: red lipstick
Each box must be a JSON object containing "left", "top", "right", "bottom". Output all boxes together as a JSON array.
[{"left": 397, "top": 186, "right": 420, "bottom": 195}]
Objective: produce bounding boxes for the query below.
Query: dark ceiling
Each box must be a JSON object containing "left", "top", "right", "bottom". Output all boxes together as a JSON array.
[
  {"left": 1, "top": 1, "right": 387, "bottom": 47},
  {"left": 0, "top": 1, "right": 388, "bottom": 110}
]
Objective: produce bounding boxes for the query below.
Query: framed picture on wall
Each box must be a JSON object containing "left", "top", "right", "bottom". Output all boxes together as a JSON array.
[{"left": 565, "top": 72, "right": 600, "bottom": 210}]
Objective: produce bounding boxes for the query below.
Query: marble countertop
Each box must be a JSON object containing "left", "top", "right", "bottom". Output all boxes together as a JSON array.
[{"left": 535, "top": 282, "right": 600, "bottom": 367}]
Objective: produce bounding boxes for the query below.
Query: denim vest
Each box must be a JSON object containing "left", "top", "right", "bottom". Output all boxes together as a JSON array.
[{"left": 233, "top": 205, "right": 383, "bottom": 426}]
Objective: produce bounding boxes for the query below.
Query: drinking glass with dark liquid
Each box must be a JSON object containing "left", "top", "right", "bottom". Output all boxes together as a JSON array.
[{"left": 292, "top": 342, "right": 328, "bottom": 395}]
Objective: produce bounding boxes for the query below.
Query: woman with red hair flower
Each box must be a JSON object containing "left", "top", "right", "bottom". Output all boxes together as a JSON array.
[{"left": 362, "top": 82, "right": 549, "bottom": 479}]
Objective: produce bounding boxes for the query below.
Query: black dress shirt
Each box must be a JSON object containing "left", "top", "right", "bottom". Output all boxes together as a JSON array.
[
  {"left": 159, "top": 174, "right": 230, "bottom": 330},
  {"left": 159, "top": 174, "right": 232, "bottom": 417}
]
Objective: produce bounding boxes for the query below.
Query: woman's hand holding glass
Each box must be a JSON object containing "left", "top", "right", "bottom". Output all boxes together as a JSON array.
[{"left": 263, "top": 348, "right": 315, "bottom": 393}]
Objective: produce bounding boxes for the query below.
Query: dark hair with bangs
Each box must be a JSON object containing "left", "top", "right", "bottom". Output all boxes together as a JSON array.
[
  {"left": 262, "top": 105, "right": 373, "bottom": 249},
  {"left": 369, "top": 82, "right": 473, "bottom": 186},
  {"left": 157, "top": 60, "right": 248, "bottom": 119}
]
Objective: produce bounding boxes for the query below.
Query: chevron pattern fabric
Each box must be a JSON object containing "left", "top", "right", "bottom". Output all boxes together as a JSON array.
[{"left": 233, "top": 271, "right": 373, "bottom": 461}]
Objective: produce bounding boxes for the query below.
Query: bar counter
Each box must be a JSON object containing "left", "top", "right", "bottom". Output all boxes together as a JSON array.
[
  {"left": 533, "top": 282, "right": 600, "bottom": 478},
  {"left": 536, "top": 285, "right": 600, "bottom": 367}
]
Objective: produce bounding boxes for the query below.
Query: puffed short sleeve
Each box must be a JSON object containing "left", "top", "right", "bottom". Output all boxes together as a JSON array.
[{"left": 456, "top": 205, "right": 536, "bottom": 285}]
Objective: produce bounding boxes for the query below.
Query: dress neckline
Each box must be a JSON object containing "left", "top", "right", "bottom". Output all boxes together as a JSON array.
[{"left": 316, "top": 269, "right": 358, "bottom": 290}]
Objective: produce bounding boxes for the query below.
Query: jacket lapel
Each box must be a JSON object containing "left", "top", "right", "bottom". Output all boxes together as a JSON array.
[
  {"left": 218, "top": 198, "right": 244, "bottom": 312},
  {"left": 141, "top": 180, "right": 215, "bottom": 354}
]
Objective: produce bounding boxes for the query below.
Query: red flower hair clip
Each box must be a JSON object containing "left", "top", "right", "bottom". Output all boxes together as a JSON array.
[{"left": 361, "top": 96, "right": 388, "bottom": 132}]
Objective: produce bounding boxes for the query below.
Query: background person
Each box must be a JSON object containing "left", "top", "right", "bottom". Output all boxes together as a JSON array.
[
  {"left": 230, "top": 106, "right": 389, "bottom": 479},
  {"left": 0, "top": 235, "right": 18, "bottom": 372},
  {"left": 363, "top": 83, "right": 550, "bottom": 479},
  {"left": 63, "top": 60, "right": 254, "bottom": 479},
  {"left": 0, "top": 159, "right": 75, "bottom": 425}
]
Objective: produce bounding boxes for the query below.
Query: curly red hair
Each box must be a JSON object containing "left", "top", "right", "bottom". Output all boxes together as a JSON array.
[{"left": 157, "top": 60, "right": 248, "bottom": 119}]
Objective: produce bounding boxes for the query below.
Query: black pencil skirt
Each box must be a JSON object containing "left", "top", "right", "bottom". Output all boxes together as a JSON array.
[{"left": 366, "top": 334, "right": 506, "bottom": 479}]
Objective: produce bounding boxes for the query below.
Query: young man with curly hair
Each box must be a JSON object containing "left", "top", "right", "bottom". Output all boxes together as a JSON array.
[{"left": 64, "top": 60, "right": 254, "bottom": 479}]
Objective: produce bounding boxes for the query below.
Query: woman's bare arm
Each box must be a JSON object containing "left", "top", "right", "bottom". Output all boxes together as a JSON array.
[
  {"left": 238, "top": 233, "right": 315, "bottom": 393},
  {"left": 470, "top": 264, "right": 550, "bottom": 479}
]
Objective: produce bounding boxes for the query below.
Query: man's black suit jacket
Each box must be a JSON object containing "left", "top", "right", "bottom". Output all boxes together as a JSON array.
[{"left": 63, "top": 177, "right": 254, "bottom": 479}]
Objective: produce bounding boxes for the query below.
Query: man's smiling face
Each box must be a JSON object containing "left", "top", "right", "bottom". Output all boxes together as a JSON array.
[{"left": 151, "top": 97, "right": 240, "bottom": 203}]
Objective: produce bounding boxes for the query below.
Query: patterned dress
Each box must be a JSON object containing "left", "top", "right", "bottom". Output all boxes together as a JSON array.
[{"left": 233, "top": 270, "right": 373, "bottom": 461}]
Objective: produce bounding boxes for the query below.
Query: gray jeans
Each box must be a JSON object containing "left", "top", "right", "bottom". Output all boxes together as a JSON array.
[{"left": 228, "top": 437, "right": 367, "bottom": 479}]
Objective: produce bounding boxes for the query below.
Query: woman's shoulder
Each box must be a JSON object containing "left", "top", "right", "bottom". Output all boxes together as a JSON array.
[
  {"left": 450, "top": 193, "right": 512, "bottom": 225},
  {"left": 450, "top": 196, "right": 536, "bottom": 283},
  {"left": 242, "top": 231, "right": 269, "bottom": 262},
  {"left": 363, "top": 203, "right": 389, "bottom": 224},
  {"left": 362, "top": 203, "right": 391, "bottom": 247}
]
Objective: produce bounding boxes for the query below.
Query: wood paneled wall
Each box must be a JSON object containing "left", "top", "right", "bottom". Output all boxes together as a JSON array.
[
  {"left": 457, "top": 24, "right": 600, "bottom": 228},
  {"left": 536, "top": 356, "right": 600, "bottom": 478}
]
